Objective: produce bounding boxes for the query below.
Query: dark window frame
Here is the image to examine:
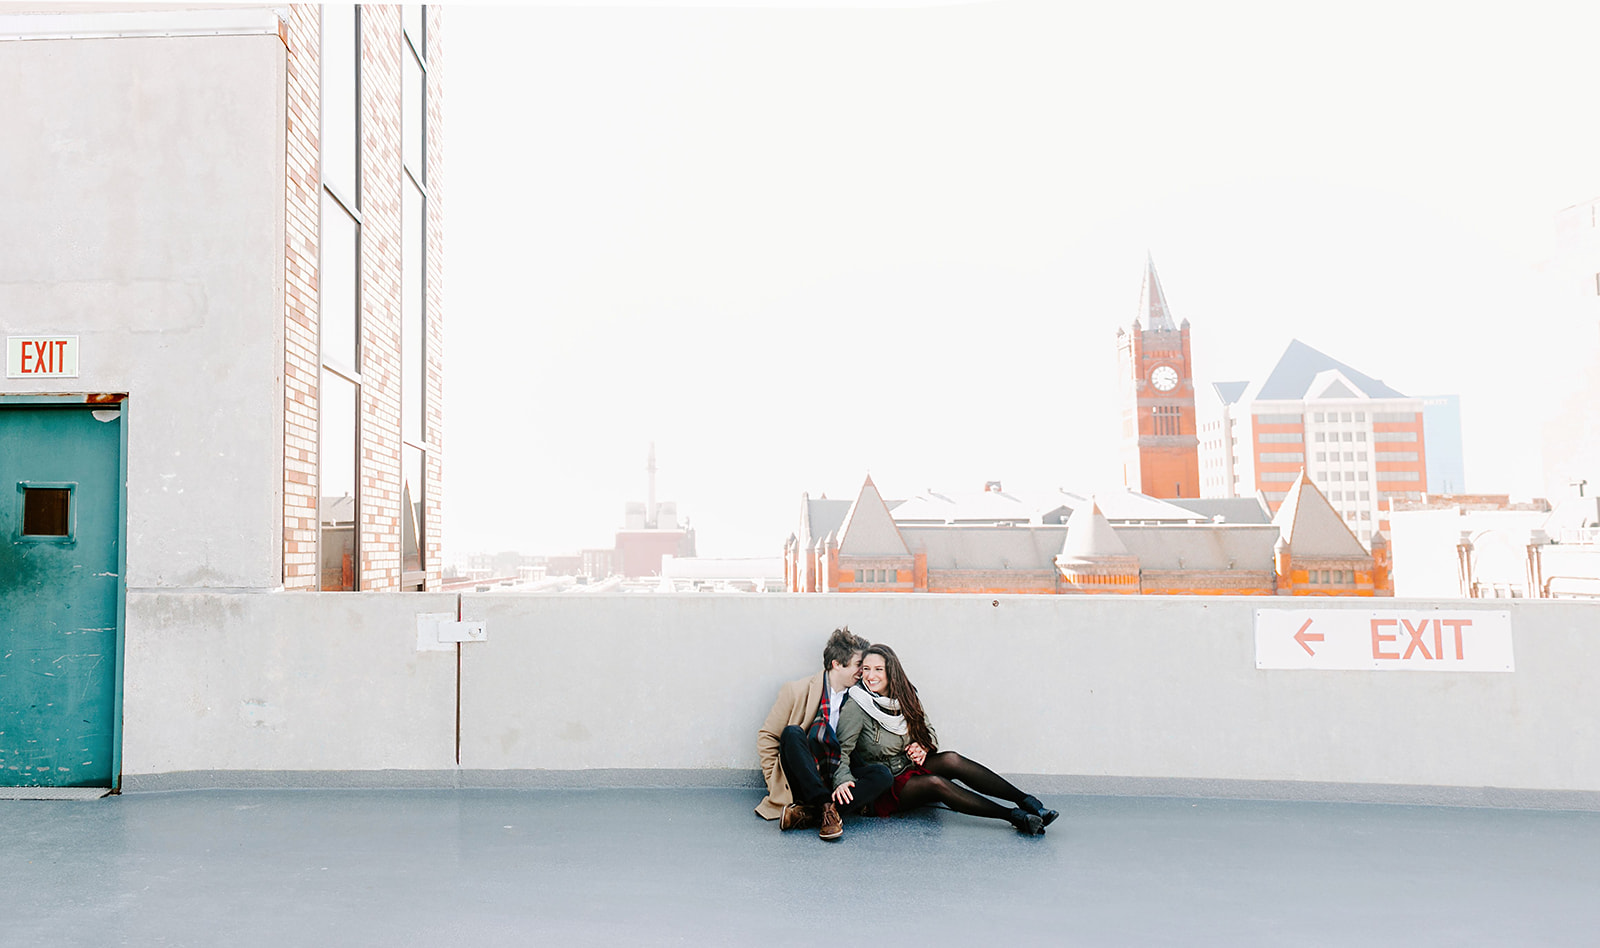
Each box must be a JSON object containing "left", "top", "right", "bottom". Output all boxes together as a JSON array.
[
  {"left": 400, "top": 12, "right": 431, "bottom": 588},
  {"left": 16, "top": 481, "right": 76, "bottom": 543},
  {"left": 318, "top": 3, "right": 364, "bottom": 591}
]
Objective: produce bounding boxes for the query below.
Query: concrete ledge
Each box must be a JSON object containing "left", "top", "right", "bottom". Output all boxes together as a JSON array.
[
  {"left": 1018, "top": 774, "right": 1600, "bottom": 811},
  {"left": 121, "top": 770, "right": 471, "bottom": 792},
  {"left": 0, "top": 787, "right": 111, "bottom": 801},
  {"left": 119, "top": 769, "right": 1600, "bottom": 811},
  {"left": 454, "top": 769, "right": 769, "bottom": 790},
  {"left": 121, "top": 769, "right": 769, "bottom": 793}
]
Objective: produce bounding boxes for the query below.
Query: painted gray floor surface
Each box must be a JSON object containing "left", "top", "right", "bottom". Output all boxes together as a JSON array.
[{"left": 5, "top": 789, "right": 1600, "bottom": 947}]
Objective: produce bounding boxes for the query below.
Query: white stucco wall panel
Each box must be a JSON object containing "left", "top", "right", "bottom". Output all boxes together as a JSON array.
[
  {"left": 456, "top": 594, "right": 861, "bottom": 770},
  {"left": 0, "top": 32, "right": 288, "bottom": 589},
  {"left": 122, "top": 592, "right": 460, "bottom": 775}
]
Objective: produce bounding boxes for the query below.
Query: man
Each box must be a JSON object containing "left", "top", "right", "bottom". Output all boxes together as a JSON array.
[{"left": 756, "top": 627, "right": 893, "bottom": 840}]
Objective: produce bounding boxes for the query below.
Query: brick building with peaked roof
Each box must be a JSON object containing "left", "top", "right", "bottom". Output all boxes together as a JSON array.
[{"left": 786, "top": 475, "right": 1392, "bottom": 596}]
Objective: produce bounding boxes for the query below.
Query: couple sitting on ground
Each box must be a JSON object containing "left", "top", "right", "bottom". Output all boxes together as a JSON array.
[{"left": 756, "top": 627, "right": 1057, "bottom": 839}]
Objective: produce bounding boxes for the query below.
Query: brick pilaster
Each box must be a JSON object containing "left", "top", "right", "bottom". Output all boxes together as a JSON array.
[
  {"left": 358, "top": 4, "right": 405, "bottom": 591},
  {"left": 282, "top": 3, "right": 321, "bottom": 590}
]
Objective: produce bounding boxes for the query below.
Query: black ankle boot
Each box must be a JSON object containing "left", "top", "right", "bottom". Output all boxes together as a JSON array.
[
  {"left": 1020, "top": 795, "right": 1059, "bottom": 827},
  {"left": 1008, "top": 807, "right": 1044, "bottom": 835}
]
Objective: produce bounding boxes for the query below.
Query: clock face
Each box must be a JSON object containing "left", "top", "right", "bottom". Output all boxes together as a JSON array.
[{"left": 1150, "top": 365, "right": 1180, "bottom": 392}]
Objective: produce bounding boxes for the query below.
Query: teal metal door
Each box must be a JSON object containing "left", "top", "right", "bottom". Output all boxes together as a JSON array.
[{"left": 0, "top": 404, "right": 122, "bottom": 788}]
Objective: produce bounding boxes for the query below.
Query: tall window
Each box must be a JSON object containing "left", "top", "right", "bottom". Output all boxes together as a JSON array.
[
  {"left": 319, "top": 371, "right": 358, "bottom": 590},
  {"left": 401, "top": 6, "right": 430, "bottom": 590},
  {"left": 320, "top": 4, "right": 361, "bottom": 590}
]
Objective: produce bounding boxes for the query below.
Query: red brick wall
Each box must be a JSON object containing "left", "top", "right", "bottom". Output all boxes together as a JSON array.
[
  {"left": 1120, "top": 325, "right": 1201, "bottom": 499},
  {"left": 923, "top": 571, "right": 1061, "bottom": 594},
  {"left": 280, "top": 3, "right": 442, "bottom": 592},
  {"left": 1138, "top": 446, "right": 1201, "bottom": 500},
  {"left": 358, "top": 5, "right": 404, "bottom": 590},
  {"left": 282, "top": 4, "right": 321, "bottom": 590},
  {"left": 615, "top": 532, "right": 687, "bottom": 578}
]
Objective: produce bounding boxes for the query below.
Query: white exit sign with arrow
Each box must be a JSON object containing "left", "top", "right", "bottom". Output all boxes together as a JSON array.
[{"left": 1255, "top": 609, "right": 1514, "bottom": 672}]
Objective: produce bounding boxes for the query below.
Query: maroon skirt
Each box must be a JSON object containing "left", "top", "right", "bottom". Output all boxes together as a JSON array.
[{"left": 869, "top": 765, "right": 932, "bottom": 817}]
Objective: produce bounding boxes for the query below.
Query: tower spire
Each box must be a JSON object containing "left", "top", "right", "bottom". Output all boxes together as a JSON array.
[
  {"left": 646, "top": 442, "right": 657, "bottom": 526},
  {"left": 1138, "top": 252, "right": 1177, "bottom": 331}
]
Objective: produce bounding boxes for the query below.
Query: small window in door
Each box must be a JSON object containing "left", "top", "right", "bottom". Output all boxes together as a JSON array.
[{"left": 19, "top": 484, "right": 73, "bottom": 539}]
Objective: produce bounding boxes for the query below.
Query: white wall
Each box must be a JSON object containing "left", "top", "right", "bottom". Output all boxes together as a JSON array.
[
  {"left": 123, "top": 592, "right": 1600, "bottom": 803},
  {"left": 124, "top": 592, "right": 461, "bottom": 774},
  {"left": 0, "top": 27, "right": 287, "bottom": 590},
  {"left": 1389, "top": 508, "right": 1547, "bottom": 597}
]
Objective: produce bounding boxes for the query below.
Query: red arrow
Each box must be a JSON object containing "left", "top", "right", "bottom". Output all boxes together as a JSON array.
[{"left": 1294, "top": 618, "right": 1323, "bottom": 656}]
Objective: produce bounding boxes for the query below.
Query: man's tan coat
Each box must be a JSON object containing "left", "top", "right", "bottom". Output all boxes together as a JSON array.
[{"left": 754, "top": 670, "right": 825, "bottom": 820}]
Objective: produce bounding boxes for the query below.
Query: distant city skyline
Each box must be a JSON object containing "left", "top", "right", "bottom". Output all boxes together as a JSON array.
[{"left": 442, "top": 1, "right": 1600, "bottom": 559}]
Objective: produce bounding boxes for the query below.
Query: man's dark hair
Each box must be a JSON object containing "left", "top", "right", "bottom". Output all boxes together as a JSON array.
[{"left": 822, "top": 626, "right": 870, "bottom": 671}]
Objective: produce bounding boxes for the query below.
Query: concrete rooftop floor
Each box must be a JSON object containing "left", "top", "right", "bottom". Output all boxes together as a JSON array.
[{"left": 7, "top": 787, "right": 1600, "bottom": 947}]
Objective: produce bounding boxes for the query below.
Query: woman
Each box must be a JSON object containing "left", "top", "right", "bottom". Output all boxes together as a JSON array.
[{"left": 830, "top": 644, "right": 1058, "bottom": 835}]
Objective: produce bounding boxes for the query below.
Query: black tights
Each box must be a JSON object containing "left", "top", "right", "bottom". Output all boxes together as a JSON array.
[{"left": 896, "top": 751, "right": 1030, "bottom": 822}]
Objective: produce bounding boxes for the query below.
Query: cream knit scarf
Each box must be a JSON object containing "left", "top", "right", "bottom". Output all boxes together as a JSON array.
[{"left": 847, "top": 684, "right": 908, "bottom": 736}]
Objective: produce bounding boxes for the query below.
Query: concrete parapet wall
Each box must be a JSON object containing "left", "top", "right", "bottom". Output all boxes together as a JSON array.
[
  {"left": 122, "top": 593, "right": 1600, "bottom": 806},
  {"left": 124, "top": 592, "right": 460, "bottom": 774}
]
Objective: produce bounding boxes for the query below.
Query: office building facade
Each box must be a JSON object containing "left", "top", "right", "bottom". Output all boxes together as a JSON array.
[{"left": 1199, "top": 340, "right": 1426, "bottom": 546}]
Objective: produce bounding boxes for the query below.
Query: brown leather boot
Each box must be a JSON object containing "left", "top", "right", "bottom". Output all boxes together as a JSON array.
[
  {"left": 779, "top": 803, "right": 820, "bottom": 831},
  {"left": 819, "top": 802, "right": 843, "bottom": 840}
]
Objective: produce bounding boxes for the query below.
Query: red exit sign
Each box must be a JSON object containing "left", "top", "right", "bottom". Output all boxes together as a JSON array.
[
  {"left": 6, "top": 336, "right": 79, "bottom": 378},
  {"left": 1255, "top": 609, "right": 1514, "bottom": 672}
]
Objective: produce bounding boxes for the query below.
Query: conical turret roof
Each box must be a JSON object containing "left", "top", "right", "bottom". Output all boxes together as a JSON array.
[
  {"left": 1137, "top": 253, "right": 1178, "bottom": 332},
  {"left": 1061, "top": 501, "right": 1131, "bottom": 558}
]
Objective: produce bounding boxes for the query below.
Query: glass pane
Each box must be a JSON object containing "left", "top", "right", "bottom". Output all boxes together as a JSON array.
[
  {"left": 403, "top": 4, "right": 423, "bottom": 56},
  {"left": 321, "top": 4, "right": 358, "bottom": 203},
  {"left": 320, "top": 371, "right": 358, "bottom": 591},
  {"left": 404, "top": 47, "right": 424, "bottom": 181},
  {"left": 320, "top": 190, "right": 359, "bottom": 371},
  {"left": 22, "top": 487, "right": 70, "bottom": 536},
  {"left": 402, "top": 178, "right": 424, "bottom": 443},
  {"left": 402, "top": 444, "right": 424, "bottom": 575}
]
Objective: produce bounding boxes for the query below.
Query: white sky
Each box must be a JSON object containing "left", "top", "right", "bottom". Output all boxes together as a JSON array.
[{"left": 441, "top": 0, "right": 1600, "bottom": 560}]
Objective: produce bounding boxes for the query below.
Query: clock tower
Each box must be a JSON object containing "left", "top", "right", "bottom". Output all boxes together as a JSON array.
[{"left": 1117, "top": 255, "right": 1200, "bottom": 498}]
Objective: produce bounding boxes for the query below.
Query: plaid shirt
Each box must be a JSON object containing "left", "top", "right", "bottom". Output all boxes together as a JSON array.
[{"left": 806, "top": 684, "right": 842, "bottom": 780}]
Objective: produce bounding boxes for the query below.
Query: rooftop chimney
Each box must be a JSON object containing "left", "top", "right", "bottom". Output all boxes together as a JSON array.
[{"left": 646, "top": 442, "right": 657, "bottom": 526}]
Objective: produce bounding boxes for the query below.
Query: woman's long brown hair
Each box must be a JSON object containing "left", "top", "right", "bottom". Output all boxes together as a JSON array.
[{"left": 866, "top": 644, "right": 936, "bottom": 753}]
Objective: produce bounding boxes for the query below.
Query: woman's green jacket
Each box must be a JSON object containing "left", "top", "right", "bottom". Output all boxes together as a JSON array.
[{"left": 832, "top": 695, "right": 935, "bottom": 790}]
